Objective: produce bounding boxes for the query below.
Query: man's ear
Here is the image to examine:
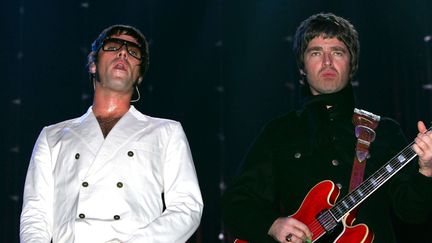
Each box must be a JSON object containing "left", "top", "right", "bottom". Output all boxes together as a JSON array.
[{"left": 89, "top": 62, "right": 96, "bottom": 74}]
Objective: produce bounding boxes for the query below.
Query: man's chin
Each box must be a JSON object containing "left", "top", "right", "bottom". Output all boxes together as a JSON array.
[
  {"left": 101, "top": 80, "right": 133, "bottom": 91},
  {"left": 311, "top": 87, "right": 344, "bottom": 95}
]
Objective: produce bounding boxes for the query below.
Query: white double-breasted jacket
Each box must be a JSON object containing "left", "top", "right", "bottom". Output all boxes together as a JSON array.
[{"left": 20, "top": 106, "right": 203, "bottom": 243}]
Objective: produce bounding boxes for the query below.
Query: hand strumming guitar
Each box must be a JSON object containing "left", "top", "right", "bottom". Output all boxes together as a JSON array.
[{"left": 268, "top": 217, "right": 312, "bottom": 242}]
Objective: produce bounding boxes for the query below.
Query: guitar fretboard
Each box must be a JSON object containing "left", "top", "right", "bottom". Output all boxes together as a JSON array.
[{"left": 330, "top": 141, "right": 418, "bottom": 221}]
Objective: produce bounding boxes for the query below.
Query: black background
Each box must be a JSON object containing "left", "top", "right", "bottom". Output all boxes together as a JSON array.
[{"left": 1, "top": 0, "right": 431, "bottom": 242}]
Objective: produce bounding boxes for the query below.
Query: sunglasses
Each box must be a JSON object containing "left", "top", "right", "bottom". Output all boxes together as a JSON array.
[{"left": 101, "top": 38, "right": 142, "bottom": 60}]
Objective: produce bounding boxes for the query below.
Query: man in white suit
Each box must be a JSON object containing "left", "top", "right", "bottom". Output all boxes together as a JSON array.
[{"left": 20, "top": 25, "right": 203, "bottom": 243}]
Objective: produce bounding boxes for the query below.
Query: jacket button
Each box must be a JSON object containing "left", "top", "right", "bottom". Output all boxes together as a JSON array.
[
  {"left": 82, "top": 182, "right": 89, "bottom": 187},
  {"left": 331, "top": 159, "right": 339, "bottom": 166},
  {"left": 294, "top": 152, "right": 302, "bottom": 159},
  {"left": 79, "top": 213, "right": 85, "bottom": 219},
  {"left": 117, "top": 182, "right": 123, "bottom": 188},
  {"left": 75, "top": 153, "right": 80, "bottom": 159},
  {"left": 127, "top": 151, "right": 134, "bottom": 157},
  {"left": 114, "top": 215, "right": 120, "bottom": 220}
]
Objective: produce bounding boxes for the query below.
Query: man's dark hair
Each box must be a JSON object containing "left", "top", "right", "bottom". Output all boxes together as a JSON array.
[
  {"left": 87, "top": 24, "right": 150, "bottom": 80},
  {"left": 293, "top": 13, "right": 359, "bottom": 79}
]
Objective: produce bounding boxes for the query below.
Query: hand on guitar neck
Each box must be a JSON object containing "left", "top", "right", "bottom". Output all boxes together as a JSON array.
[{"left": 413, "top": 121, "right": 432, "bottom": 177}]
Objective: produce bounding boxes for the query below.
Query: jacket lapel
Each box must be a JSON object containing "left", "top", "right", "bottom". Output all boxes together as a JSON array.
[
  {"left": 82, "top": 106, "right": 148, "bottom": 178},
  {"left": 70, "top": 107, "right": 105, "bottom": 155}
]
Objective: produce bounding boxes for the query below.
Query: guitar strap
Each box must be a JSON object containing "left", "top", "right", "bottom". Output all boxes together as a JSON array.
[{"left": 348, "top": 108, "right": 380, "bottom": 219}]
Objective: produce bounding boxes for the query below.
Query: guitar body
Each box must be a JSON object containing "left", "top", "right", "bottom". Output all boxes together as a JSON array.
[
  {"left": 336, "top": 222, "right": 373, "bottom": 243},
  {"left": 235, "top": 180, "right": 374, "bottom": 243}
]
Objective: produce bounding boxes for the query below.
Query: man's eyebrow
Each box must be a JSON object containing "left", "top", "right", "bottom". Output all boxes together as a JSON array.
[
  {"left": 305, "top": 46, "right": 347, "bottom": 52},
  {"left": 331, "top": 46, "right": 348, "bottom": 52},
  {"left": 305, "top": 46, "right": 323, "bottom": 52}
]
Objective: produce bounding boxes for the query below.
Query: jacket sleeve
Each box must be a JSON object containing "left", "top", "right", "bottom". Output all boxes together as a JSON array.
[
  {"left": 20, "top": 128, "right": 54, "bottom": 243},
  {"left": 390, "top": 169, "right": 432, "bottom": 223},
  {"left": 221, "top": 124, "right": 280, "bottom": 243},
  {"left": 127, "top": 123, "right": 203, "bottom": 242},
  {"left": 386, "top": 120, "right": 432, "bottom": 223}
]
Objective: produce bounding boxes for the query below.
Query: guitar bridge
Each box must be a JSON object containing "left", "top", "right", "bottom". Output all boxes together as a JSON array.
[{"left": 316, "top": 210, "right": 338, "bottom": 233}]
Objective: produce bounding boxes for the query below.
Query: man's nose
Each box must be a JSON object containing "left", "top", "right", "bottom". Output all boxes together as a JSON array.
[
  {"left": 117, "top": 45, "right": 129, "bottom": 59},
  {"left": 323, "top": 52, "right": 332, "bottom": 66}
]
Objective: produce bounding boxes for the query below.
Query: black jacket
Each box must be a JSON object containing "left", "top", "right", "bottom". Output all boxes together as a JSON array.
[{"left": 221, "top": 86, "right": 432, "bottom": 242}]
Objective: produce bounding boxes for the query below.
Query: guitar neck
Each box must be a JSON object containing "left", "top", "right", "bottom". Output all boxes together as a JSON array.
[{"left": 330, "top": 141, "right": 417, "bottom": 221}]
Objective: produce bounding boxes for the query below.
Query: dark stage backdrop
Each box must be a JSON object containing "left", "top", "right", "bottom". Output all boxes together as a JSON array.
[{"left": 1, "top": 0, "right": 431, "bottom": 242}]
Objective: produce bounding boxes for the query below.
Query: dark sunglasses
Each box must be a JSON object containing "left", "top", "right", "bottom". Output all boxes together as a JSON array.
[{"left": 101, "top": 38, "right": 142, "bottom": 60}]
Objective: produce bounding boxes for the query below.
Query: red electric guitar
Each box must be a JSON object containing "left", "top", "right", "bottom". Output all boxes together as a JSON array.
[{"left": 235, "top": 137, "right": 424, "bottom": 243}]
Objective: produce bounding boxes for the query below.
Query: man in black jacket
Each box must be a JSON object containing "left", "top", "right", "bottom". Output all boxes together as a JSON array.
[{"left": 221, "top": 13, "right": 432, "bottom": 243}]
